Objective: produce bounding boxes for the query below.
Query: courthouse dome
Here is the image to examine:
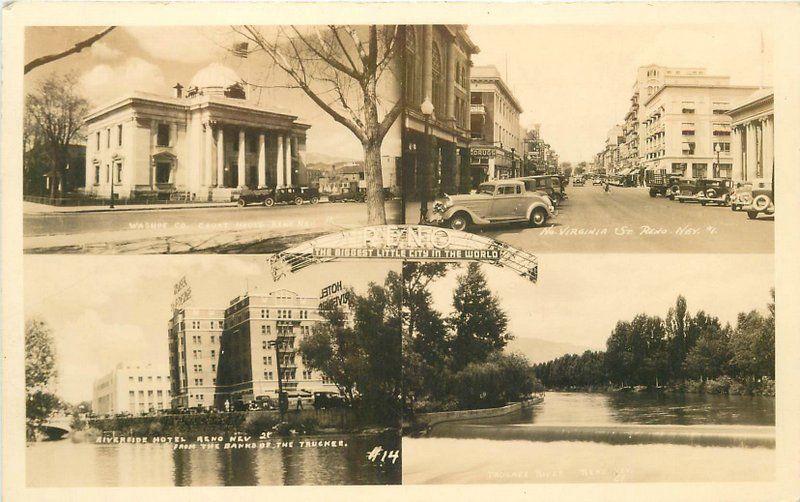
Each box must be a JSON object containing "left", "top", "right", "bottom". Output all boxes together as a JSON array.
[{"left": 189, "top": 63, "right": 242, "bottom": 90}]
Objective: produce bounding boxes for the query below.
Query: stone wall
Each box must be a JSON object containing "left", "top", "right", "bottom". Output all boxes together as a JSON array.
[{"left": 413, "top": 396, "right": 544, "bottom": 429}]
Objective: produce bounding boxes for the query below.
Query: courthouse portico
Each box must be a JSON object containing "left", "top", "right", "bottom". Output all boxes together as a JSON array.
[{"left": 84, "top": 65, "right": 310, "bottom": 201}]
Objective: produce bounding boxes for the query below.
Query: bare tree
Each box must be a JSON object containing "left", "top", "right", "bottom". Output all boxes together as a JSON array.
[
  {"left": 233, "top": 25, "right": 403, "bottom": 225},
  {"left": 25, "top": 26, "right": 116, "bottom": 74},
  {"left": 25, "top": 72, "right": 89, "bottom": 200}
]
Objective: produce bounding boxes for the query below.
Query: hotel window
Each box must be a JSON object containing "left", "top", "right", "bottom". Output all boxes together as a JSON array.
[
  {"left": 682, "top": 142, "right": 696, "bottom": 155},
  {"left": 431, "top": 42, "right": 445, "bottom": 114},
  {"left": 692, "top": 163, "right": 708, "bottom": 179},
  {"left": 713, "top": 142, "right": 731, "bottom": 153},
  {"left": 129, "top": 391, "right": 135, "bottom": 398},
  {"left": 139, "top": 390, "right": 144, "bottom": 398},
  {"left": 96, "top": 131, "right": 101, "bottom": 150},
  {"left": 157, "top": 123, "right": 171, "bottom": 147},
  {"left": 148, "top": 390, "right": 153, "bottom": 397},
  {"left": 129, "top": 376, "right": 133, "bottom": 382},
  {"left": 717, "top": 163, "right": 733, "bottom": 179},
  {"left": 681, "top": 123, "right": 695, "bottom": 135},
  {"left": 262, "top": 341, "right": 267, "bottom": 349},
  {"left": 106, "top": 128, "right": 111, "bottom": 148},
  {"left": 681, "top": 102, "right": 695, "bottom": 114},
  {"left": 138, "top": 376, "right": 143, "bottom": 382},
  {"left": 118, "top": 124, "right": 123, "bottom": 146}
]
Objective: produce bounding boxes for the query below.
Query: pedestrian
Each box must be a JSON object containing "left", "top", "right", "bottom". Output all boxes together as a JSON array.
[
  {"left": 224, "top": 399, "right": 230, "bottom": 412},
  {"left": 604, "top": 182, "right": 610, "bottom": 193},
  {"left": 296, "top": 397, "right": 303, "bottom": 411}
]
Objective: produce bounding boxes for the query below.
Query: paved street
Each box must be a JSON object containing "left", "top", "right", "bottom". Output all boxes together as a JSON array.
[
  {"left": 406, "top": 185, "right": 773, "bottom": 254},
  {"left": 24, "top": 200, "right": 401, "bottom": 253}
]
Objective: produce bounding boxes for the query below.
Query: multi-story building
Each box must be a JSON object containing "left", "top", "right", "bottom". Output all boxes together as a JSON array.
[
  {"left": 729, "top": 89, "right": 774, "bottom": 184},
  {"left": 402, "top": 25, "right": 479, "bottom": 197},
  {"left": 214, "top": 289, "right": 338, "bottom": 406},
  {"left": 92, "top": 363, "right": 171, "bottom": 416},
  {"left": 167, "top": 307, "right": 225, "bottom": 409},
  {"left": 83, "top": 64, "right": 310, "bottom": 202},
  {"left": 641, "top": 82, "right": 758, "bottom": 179},
  {"left": 469, "top": 65, "right": 524, "bottom": 183}
]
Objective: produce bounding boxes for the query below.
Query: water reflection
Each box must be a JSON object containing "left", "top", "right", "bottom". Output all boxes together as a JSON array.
[{"left": 27, "top": 432, "right": 401, "bottom": 487}]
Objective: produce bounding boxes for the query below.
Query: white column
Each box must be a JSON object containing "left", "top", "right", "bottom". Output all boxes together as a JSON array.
[
  {"left": 216, "top": 126, "right": 225, "bottom": 187},
  {"left": 258, "top": 133, "right": 266, "bottom": 188},
  {"left": 731, "top": 126, "right": 743, "bottom": 183},
  {"left": 276, "top": 134, "right": 285, "bottom": 187},
  {"left": 285, "top": 135, "right": 293, "bottom": 187},
  {"left": 762, "top": 117, "right": 774, "bottom": 182},
  {"left": 204, "top": 123, "right": 213, "bottom": 189},
  {"left": 745, "top": 122, "right": 757, "bottom": 181},
  {"left": 237, "top": 129, "right": 246, "bottom": 188}
]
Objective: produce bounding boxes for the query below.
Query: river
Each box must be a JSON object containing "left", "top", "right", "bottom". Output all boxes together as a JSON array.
[
  {"left": 403, "top": 391, "right": 775, "bottom": 484},
  {"left": 26, "top": 431, "right": 400, "bottom": 487}
]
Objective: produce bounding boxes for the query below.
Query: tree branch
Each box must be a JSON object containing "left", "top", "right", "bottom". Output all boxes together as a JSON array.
[{"left": 24, "top": 26, "right": 116, "bottom": 74}]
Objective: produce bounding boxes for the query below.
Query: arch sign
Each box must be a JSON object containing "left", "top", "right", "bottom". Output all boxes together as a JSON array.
[{"left": 269, "top": 225, "right": 538, "bottom": 283}]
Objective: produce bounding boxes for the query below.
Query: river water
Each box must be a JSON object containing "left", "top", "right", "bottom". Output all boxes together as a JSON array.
[
  {"left": 26, "top": 431, "right": 401, "bottom": 487},
  {"left": 403, "top": 392, "right": 775, "bottom": 484}
]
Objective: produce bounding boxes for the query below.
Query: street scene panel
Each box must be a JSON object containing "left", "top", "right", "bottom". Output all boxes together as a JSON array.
[
  {"left": 402, "top": 254, "right": 775, "bottom": 483},
  {"left": 23, "top": 26, "right": 404, "bottom": 254},
  {"left": 24, "top": 256, "right": 402, "bottom": 486},
  {"left": 402, "top": 24, "right": 774, "bottom": 253}
]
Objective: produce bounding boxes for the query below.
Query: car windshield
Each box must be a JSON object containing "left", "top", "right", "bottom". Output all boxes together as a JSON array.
[{"left": 478, "top": 184, "right": 495, "bottom": 195}]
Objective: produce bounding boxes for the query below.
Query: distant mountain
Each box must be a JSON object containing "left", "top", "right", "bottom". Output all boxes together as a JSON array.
[
  {"left": 305, "top": 151, "right": 360, "bottom": 165},
  {"left": 505, "top": 337, "right": 593, "bottom": 364}
]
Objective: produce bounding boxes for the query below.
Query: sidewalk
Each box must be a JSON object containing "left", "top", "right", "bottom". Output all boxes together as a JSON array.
[{"left": 24, "top": 200, "right": 239, "bottom": 215}]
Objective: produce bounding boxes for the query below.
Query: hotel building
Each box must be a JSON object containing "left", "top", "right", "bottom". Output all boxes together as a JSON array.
[
  {"left": 402, "top": 25, "right": 479, "bottom": 197},
  {"left": 92, "top": 363, "right": 171, "bottom": 416},
  {"left": 214, "top": 289, "right": 338, "bottom": 407},
  {"left": 469, "top": 65, "right": 524, "bottom": 182},
  {"left": 167, "top": 307, "right": 225, "bottom": 409},
  {"left": 729, "top": 89, "right": 774, "bottom": 185},
  {"left": 83, "top": 64, "right": 310, "bottom": 202}
]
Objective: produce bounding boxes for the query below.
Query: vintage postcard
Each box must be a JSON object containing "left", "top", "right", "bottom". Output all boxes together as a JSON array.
[{"left": 3, "top": 2, "right": 799, "bottom": 501}]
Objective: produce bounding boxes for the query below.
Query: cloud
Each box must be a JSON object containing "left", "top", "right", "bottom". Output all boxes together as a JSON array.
[
  {"left": 80, "top": 57, "right": 168, "bottom": 105},
  {"left": 123, "top": 26, "right": 234, "bottom": 64},
  {"left": 90, "top": 41, "right": 122, "bottom": 61}
]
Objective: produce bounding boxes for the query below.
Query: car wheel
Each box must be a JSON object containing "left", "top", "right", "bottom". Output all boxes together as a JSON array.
[
  {"left": 310, "top": 196, "right": 319, "bottom": 204},
  {"left": 449, "top": 213, "right": 470, "bottom": 231},
  {"left": 237, "top": 199, "right": 247, "bottom": 207},
  {"left": 649, "top": 189, "right": 657, "bottom": 197},
  {"left": 264, "top": 198, "right": 275, "bottom": 207},
  {"left": 294, "top": 196, "right": 304, "bottom": 205},
  {"left": 747, "top": 210, "right": 759, "bottom": 220},
  {"left": 529, "top": 208, "right": 547, "bottom": 228},
  {"left": 752, "top": 194, "right": 771, "bottom": 212}
]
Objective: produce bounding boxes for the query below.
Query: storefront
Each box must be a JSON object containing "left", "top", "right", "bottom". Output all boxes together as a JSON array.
[{"left": 468, "top": 145, "right": 519, "bottom": 188}]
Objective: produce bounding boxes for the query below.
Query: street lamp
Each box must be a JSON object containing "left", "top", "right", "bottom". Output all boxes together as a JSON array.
[
  {"left": 419, "top": 98, "right": 434, "bottom": 224},
  {"left": 404, "top": 142, "right": 417, "bottom": 224},
  {"left": 714, "top": 143, "right": 721, "bottom": 179}
]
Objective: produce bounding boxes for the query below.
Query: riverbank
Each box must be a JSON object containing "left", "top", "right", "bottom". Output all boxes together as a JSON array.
[
  {"left": 543, "top": 376, "right": 775, "bottom": 397},
  {"left": 404, "top": 396, "right": 544, "bottom": 435}
]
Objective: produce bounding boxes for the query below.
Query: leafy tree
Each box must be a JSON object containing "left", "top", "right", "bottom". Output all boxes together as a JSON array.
[
  {"left": 449, "top": 263, "right": 511, "bottom": 370},
  {"left": 665, "top": 296, "right": 691, "bottom": 381},
  {"left": 26, "top": 318, "right": 60, "bottom": 432},
  {"left": 684, "top": 323, "right": 732, "bottom": 380},
  {"left": 25, "top": 72, "right": 89, "bottom": 200},
  {"left": 730, "top": 308, "right": 774, "bottom": 381}
]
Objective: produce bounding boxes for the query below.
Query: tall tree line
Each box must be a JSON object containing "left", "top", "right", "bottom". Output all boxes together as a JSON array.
[{"left": 535, "top": 292, "right": 775, "bottom": 391}]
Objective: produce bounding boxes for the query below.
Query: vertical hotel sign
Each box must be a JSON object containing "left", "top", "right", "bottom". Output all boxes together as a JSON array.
[
  {"left": 320, "top": 281, "right": 350, "bottom": 307},
  {"left": 172, "top": 275, "right": 192, "bottom": 310}
]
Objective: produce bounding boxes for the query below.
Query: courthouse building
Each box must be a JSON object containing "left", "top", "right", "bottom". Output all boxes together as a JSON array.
[
  {"left": 729, "top": 89, "right": 774, "bottom": 185},
  {"left": 92, "top": 363, "right": 171, "bottom": 415},
  {"left": 402, "top": 25, "right": 479, "bottom": 197},
  {"left": 214, "top": 289, "right": 338, "bottom": 407},
  {"left": 83, "top": 64, "right": 310, "bottom": 202},
  {"left": 167, "top": 307, "right": 225, "bottom": 409},
  {"left": 469, "top": 65, "right": 524, "bottom": 182}
]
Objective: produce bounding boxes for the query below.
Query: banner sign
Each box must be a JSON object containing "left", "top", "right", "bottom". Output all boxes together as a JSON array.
[
  {"left": 470, "top": 147, "right": 496, "bottom": 159},
  {"left": 320, "top": 280, "right": 350, "bottom": 307},
  {"left": 171, "top": 275, "right": 192, "bottom": 310},
  {"left": 269, "top": 225, "right": 538, "bottom": 283}
]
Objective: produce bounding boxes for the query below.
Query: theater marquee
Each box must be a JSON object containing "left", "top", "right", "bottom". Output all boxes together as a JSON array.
[{"left": 269, "top": 225, "right": 538, "bottom": 282}]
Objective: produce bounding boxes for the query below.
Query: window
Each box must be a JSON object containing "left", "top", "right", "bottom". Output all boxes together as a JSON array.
[
  {"left": 692, "top": 163, "right": 708, "bottom": 179},
  {"left": 138, "top": 376, "right": 143, "bottom": 382},
  {"left": 115, "top": 161, "right": 123, "bottom": 183},
  {"left": 106, "top": 128, "right": 111, "bottom": 148},
  {"left": 129, "top": 391, "right": 135, "bottom": 397},
  {"left": 95, "top": 165, "right": 100, "bottom": 184},
  {"left": 157, "top": 123, "right": 170, "bottom": 147},
  {"left": 431, "top": 42, "right": 444, "bottom": 115},
  {"left": 682, "top": 142, "right": 696, "bottom": 155},
  {"left": 118, "top": 124, "right": 123, "bottom": 146},
  {"left": 713, "top": 142, "right": 731, "bottom": 153},
  {"left": 129, "top": 376, "right": 133, "bottom": 382},
  {"left": 156, "top": 162, "right": 171, "bottom": 184}
]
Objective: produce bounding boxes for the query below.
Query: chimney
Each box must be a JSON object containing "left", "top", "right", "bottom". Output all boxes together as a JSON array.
[{"left": 173, "top": 83, "right": 184, "bottom": 99}]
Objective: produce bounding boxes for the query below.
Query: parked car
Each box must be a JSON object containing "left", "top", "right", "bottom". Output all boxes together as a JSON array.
[
  {"left": 674, "top": 179, "right": 701, "bottom": 203},
  {"left": 328, "top": 187, "right": 364, "bottom": 203},
  {"left": 573, "top": 177, "right": 585, "bottom": 186},
  {"left": 645, "top": 169, "right": 683, "bottom": 198},
  {"left": 271, "top": 186, "right": 320, "bottom": 206},
  {"left": 738, "top": 178, "right": 774, "bottom": 219},
  {"left": 696, "top": 178, "right": 734, "bottom": 206},
  {"left": 238, "top": 187, "right": 275, "bottom": 207},
  {"left": 730, "top": 181, "right": 753, "bottom": 211},
  {"left": 313, "top": 391, "right": 347, "bottom": 410},
  {"left": 518, "top": 175, "right": 562, "bottom": 206},
  {"left": 431, "top": 180, "right": 556, "bottom": 231},
  {"left": 592, "top": 177, "right": 604, "bottom": 186}
]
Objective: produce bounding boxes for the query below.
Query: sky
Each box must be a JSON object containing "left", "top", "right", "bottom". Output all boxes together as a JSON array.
[
  {"left": 468, "top": 24, "right": 773, "bottom": 164},
  {"left": 427, "top": 254, "right": 774, "bottom": 354},
  {"left": 23, "top": 256, "right": 399, "bottom": 404},
  {"left": 24, "top": 26, "right": 401, "bottom": 161}
]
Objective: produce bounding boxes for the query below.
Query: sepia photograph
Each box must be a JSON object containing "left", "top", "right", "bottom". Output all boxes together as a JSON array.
[
  {"left": 402, "top": 24, "right": 775, "bottom": 253},
  {"left": 402, "top": 254, "right": 775, "bottom": 484},
  {"left": 23, "top": 256, "right": 402, "bottom": 486}
]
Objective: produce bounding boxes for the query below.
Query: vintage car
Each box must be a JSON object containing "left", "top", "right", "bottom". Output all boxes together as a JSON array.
[
  {"left": 736, "top": 178, "right": 774, "bottom": 219},
  {"left": 275, "top": 186, "right": 320, "bottom": 205},
  {"left": 328, "top": 187, "right": 365, "bottom": 203},
  {"left": 674, "top": 179, "right": 701, "bottom": 203},
  {"left": 592, "top": 177, "right": 604, "bottom": 186},
  {"left": 696, "top": 178, "right": 734, "bottom": 206},
  {"left": 431, "top": 180, "right": 556, "bottom": 231},
  {"left": 730, "top": 181, "right": 754, "bottom": 211},
  {"left": 237, "top": 187, "right": 275, "bottom": 207},
  {"left": 573, "top": 177, "right": 585, "bottom": 186},
  {"left": 645, "top": 169, "right": 683, "bottom": 198},
  {"left": 518, "top": 175, "right": 562, "bottom": 206}
]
